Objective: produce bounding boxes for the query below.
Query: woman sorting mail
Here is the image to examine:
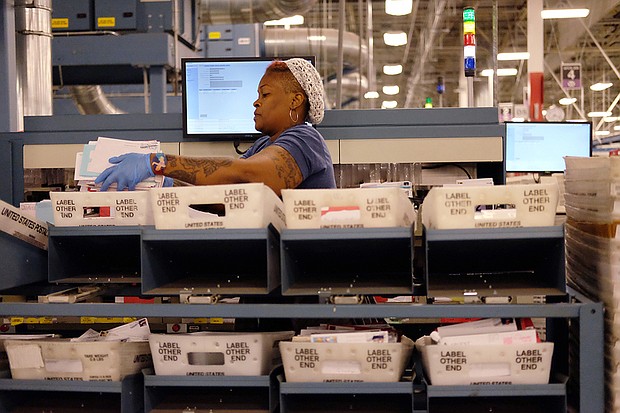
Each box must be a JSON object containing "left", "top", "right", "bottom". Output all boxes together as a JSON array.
[{"left": 95, "top": 58, "right": 336, "bottom": 195}]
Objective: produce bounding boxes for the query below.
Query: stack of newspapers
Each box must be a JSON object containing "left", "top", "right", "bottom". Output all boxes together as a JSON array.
[
  {"left": 563, "top": 155, "right": 620, "bottom": 411},
  {"left": 74, "top": 136, "right": 164, "bottom": 191}
]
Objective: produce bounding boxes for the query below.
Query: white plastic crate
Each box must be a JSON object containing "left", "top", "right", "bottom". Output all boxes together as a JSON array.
[
  {"left": 564, "top": 156, "right": 620, "bottom": 180},
  {"left": 415, "top": 336, "right": 553, "bottom": 385},
  {"left": 0, "top": 199, "right": 48, "bottom": 249},
  {"left": 279, "top": 336, "right": 413, "bottom": 382},
  {"left": 150, "top": 184, "right": 285, "bottom": 232},
  {"left": 4, "top": 339, "right": 152, "bottom": 381},
  {"left": 50, "top": 191, "right": 153, "bottom": 226},
  {"left": 281, "top": 187, "right": 415, "bottom": 229},
  {"left": 422, "top": 183, "right": 559, "bottom": 229},
  {"left": 149, "top": 331, "right": 294, "bottom": 376}
]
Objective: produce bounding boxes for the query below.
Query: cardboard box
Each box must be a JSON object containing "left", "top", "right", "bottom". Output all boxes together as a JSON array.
[
  {"left": 281, "top": 187, "right": 416, "bottom": 229},
  {"left": 149, "top": 331, "right": 294, "bottom": 376},
  {"left": 279, "top": 336, "right": 414, "bottom": 382},
  {"left": 0, "top": 199, "right": 48, "bottom": 250},
  {"left": 415, "top": 336, "right": 554, "bottom": 385},
  {"left": 5, "top": 339, "right": 152, "bottom": 381},
  {"left": 50, "top": 191, "right": 153, "bottom": 226},
  {"left": 150, "top": 184, "right": 285, "bottom": 232},
  {"left": 422, "top": 183, "right": 559, "bottom": 229}
]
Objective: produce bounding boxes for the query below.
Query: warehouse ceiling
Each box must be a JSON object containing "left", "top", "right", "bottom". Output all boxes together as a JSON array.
[{"left": 280, "top": 0, "right": 620, "bottom": 132}]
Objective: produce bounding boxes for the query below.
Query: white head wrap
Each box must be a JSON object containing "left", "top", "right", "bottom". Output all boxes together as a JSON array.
[{"left": 284, "top": 58, "right": 325, "bottom": 124}]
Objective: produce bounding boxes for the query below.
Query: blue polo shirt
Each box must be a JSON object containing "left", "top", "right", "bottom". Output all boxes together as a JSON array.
[{"left": 241, "top": 124, "right": 336, "bottom": 189}]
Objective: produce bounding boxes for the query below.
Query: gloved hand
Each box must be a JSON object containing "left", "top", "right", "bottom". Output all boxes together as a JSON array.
[
  {"left": 95, "top": 153, "right": 154, "bottom": 191},
  {"left": 163, "top": 177, "right": 174, "bottom": 187}
]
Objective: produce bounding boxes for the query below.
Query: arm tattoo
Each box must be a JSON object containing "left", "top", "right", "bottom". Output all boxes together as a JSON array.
[
  {"left": 267, "top": 149, "right": 302, "bottom": 189},
  {"left": 166, "top": 155, "right": 233, "bottom": 185}
]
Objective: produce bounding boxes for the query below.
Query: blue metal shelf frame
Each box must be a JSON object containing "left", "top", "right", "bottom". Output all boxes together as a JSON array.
[
  {"left": 280, "top": 227, "right": 415, "bottom": 296},
  {"left": 0, "top": 107, "right": 505, "bottom": 206},
  {"left": 0, "top": 374, "right": 143, "bottom": 412},
  {"left": 0, "top": 298, "right": 605, "bottom": 412},
  {"left": 143, "top": 372, "right": 276, "bottom": 412}
]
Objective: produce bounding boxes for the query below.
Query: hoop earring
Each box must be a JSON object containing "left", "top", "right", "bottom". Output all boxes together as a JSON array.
[{"left": 289, "top": 109, "right": 299, "bottom": 123}]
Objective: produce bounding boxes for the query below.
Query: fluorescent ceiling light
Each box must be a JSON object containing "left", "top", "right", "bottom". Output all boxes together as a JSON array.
[
  {"left": 383, "top": 31, "right": 407, "bottom": 46},
  {"left": 587, "top": 111, "right": 613, "bottom": 117},
  {"left": 381, "top": 100, "right": 398, "bottom": 109},
  {"left": 541, "top": 8, "right": 590, "bottom": 19},
  {"left": 615, "top": 125, "right": 620, "bottom": 131},
  {"left": 497, "top": 52, "right": 530, "bottom": 61},
  {"left": 590, "top": 82, "right": 613, "bottom": 91},
  {"left": 264, "top": 15, "right": 304, "bottom": 27},
  {"left": 603, "top": 116, "right": 619, "bottom": 122},
  {"left": 383, "top": 64, "right": 403, "bottom": 75},
  {"left": 595, "top": 130, "right": 610, "bottom": 136},
  {"left": 364, "top": 91, "right": 379, "bottom": 99},
  {"left": 480, "top": 68, "right": 518, "bottom": 77},
  {"left": 385, "top": 0, "right": 412, "bottom": 16},
  {"left": 307, "top": 35, "right": 327, "bottom": 42},
  {"left": 559, "top": 97, "right": 577, "bottom": 105},
  {"left": 382, "top": 85, "right": 400, "bottom": 95}
]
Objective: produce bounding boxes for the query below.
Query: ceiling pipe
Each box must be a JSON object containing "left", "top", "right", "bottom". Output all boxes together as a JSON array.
[
  {"left": 71, "top": 85, "right": 126, "bottom": 115},
  {"left": 264, "top": 27, "right": 368, "bottom": 68},
  {"left": 201, "top": 0, "right": 319, "bottom": 24}
]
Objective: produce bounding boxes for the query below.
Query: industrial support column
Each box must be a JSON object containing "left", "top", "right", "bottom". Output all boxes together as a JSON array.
[
  {"left": 150, "top": 66, "right": 168, "bottom": 114},
  {"left": 0, "top": 1, "right": 20, "bottom": 132},
  {"left": 527, "top": 0, "right": 544, "bottom": 121}
]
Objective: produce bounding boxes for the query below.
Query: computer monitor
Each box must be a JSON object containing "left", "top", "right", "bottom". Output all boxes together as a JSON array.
[
  {"left": 182, "top": 56, "right": 315, "bottom": 141},
  {"left": 505, "top": 121, "right": 592, "bottom": 173}
]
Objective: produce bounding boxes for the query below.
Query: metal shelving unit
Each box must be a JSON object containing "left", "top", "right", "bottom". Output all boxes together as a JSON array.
[{"left": 0, "top": 299, "right": 604, "bottom": 413}]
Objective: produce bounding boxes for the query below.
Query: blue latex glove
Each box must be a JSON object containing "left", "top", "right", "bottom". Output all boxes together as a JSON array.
[
  {"left": 163, "top": 177, "right": 174, "bottom": 187},
  {"left": 95, "top": 153, "right": 154, "bottom": 191}
]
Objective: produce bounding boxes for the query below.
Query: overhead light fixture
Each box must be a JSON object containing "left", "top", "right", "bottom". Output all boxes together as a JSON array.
[
  {"left": 307, "top": 35, "right": 327, "bottom": 42},
  {"left": 595, "top": 130, "right": 611, "bottom": 136},
  {"left": 480, "top": 68, "right": 518, "bottom": 77},
  {"left": 364, "top": 91, "right": 379, "bottom": 99},
  {"left": 381, "top": 100, "right": 398, "bottom": 109},
  {"left": 541, "top": 8, "right": 590, "bottom": 19},
  {"left": 264, "top": 15, "right": 304, "bottom": 28},
  {"left": 587, "top": 111, "right": 613, "bottom": 117},
  {"left": 559, "top": 97, "right": 577, "bottom": 105},
  {"left": 383, "top": 31, "right": 407, "bottom": 46},
  {"left": 385, "top": 0, "right": 412, "bottom": 16},
  {"left": 604, "top": 116, "right": 619, "bottom": 122},
  {"left": 497, "top": 52, "right": 530, "bottom": 61},
  {"left": 383, "top": 64, "right": 403, "bottom": 75},
  {"left": 382, "top": 85, "right": 400, "bottom": 95},
  {"left": 590, "top": 82, "right": 613, "bottom": 91},
  {"left": 615, "top": 125, "right": 620, "bottom": 131}
]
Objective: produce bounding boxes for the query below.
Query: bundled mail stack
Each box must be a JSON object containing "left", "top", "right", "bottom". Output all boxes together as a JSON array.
[
  {"left": 74, "top": 136, "right": 165, "bottom": 190},
  {"left": 563, "top": 156, "right": 620, "bottom": 411}
]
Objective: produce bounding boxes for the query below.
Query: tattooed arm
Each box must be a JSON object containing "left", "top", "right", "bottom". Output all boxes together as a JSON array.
[{"left": 163, "top": 145, "right": 303, "bottom": 196}]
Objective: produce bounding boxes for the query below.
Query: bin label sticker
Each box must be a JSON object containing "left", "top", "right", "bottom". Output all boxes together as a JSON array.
[
  {"left": 52, "top": 18, "right": 69, "bottom": 29},
  {"left": 97, "top": 17, "right": 116, "bottom": 28},
  {"left": 5, "top": 344, "right": 44, "bottom": 369}
]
